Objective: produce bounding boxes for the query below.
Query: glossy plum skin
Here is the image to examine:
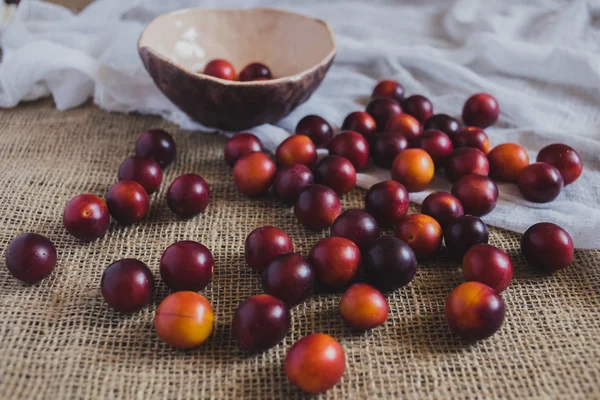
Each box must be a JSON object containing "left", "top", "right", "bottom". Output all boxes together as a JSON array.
[
  {"left": 445, "top": 282, "right": 505, "bottom": 341},
  {"left": 537, "top": 143, "right": 583, "bottom": 185},
  {"left": 118, "top": 156, "right": 163, "bottom": 194},
  {"left": 224, "top": 133, "right": 264, "bottom": 167},
  {"left": 167, "top": 174, "right": 210, "bottom": 218},
  {"left": 384, "top": 114, "right": 422, "bottom": 145},
  {"left": 340, "top": 283, "right": 389, "bottom": 331},
  {"left": 135, "top": 128, "right": 176, "bottom": 168},
  {"left": 330, "top": 209, "right": 381, "bottom": 250},
  {"left": 309, "top": 237, "right": 361, "bottom": 287},
  {"left": 451, "top": 174, "right": 498, "bottom": 217},
  {"left": 328, "top": 131, "right": 370, "bottom": 170},
  {"left": 315, "top": 155, "right": 357, "bottom": 195},
  {"left": 155, "top": 291, "right": 214, "bottom": 349},
  {"left": 273, "top": 164, "right": 314, "bottom": 204},
  {"left": 417, "top": 129, "right": 454, "bottom": 166},
  {"left": 296, "top": 115, "right": 333, "bottom": 148},
  {"left": 342, "top": 111, "right": 377, "bottom": 141},
  {"left": 463, "top": 244, "right": 513, "bottom": 293},
  {"left": 233, "top": 152, "right": 277, "bottom": 196},
  {"left": 517, "top": 162, "right": 564, "bottom": 203},
  {"left": 363, "top": 236, "right": 417, "bottom": 291},
  {"left": 488, "top": 143, "right": 530, "bottom": 182},
  {"left": 275, "top": 135, "right": 317, "bottom": 168},
  {"left": 262, "top": 253, "right": 315, "bottom": 306},
  {"left": 391, "top": 149, "right": 435, "bottom": 192},
  {"left": 394, "top": 214, "right": 443, "bottom": 260},
  {"left": 100, "top": 259, "right": 154, "bottom": 312},
  {"left": 403, "top": 95, "right": 433, "bottom": 124},
  {"left": 421, "top": 192, "right": 465, "bottom": 229},
  {"left": 371, "top": 131, "right": 409, "bottom": 168},
  {"left": 203, "top": 59, "right": 236, "bottom": 80},
  {"left": 245, "top": 226, "right": 294, "bottom": 272},
  {"left": 239, "top": 62, "right": 272, "bottom": 81},
  {"left": 462, "top": 93, "right": 500, "bottom": 129},
  {"left": 106, "top": 180, "right": 150, "bottom": 225},
  {"left": 452, "top": 127, "right": 491, "bottom": 154},
  {"left": 364, "top": 180, "right": 409, "bottom": 229},
  {"left": 232, "top": 294, "right": 291, "bottom": 352},
  {"left": 444, "top": 215, "right": 489, "bottom": 261},
  {"left": 160, "top": 241, "right": 214, "bottom": 292},
  {"left": 521, "top": 222, "right": 574, "bottom": 273},
  {"left": 366, "top": 98, "right": 403, "bottom": 131},
  {"left": 371, "top": 79, "right": 405, "bottom": 103},
  {"left": 285, "top": 333, "right": 345, "bottom": 394},
  {"left": 5, "top": 233, "right": 57, "bottom": 283},
  {"left": 63, "top": 194, "right": 110, "bottom": 241},
  {"left": 294, "top": 185, "right": 342, "bottom": 231},
  {"left": 423, "top": 114, "right": 460, "bottom": 137},
  {"left": 445, "top": 147, "right": 489, "bottom": 183}
]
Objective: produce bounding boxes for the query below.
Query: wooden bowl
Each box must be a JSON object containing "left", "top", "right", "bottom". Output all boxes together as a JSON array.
[{"left": 138, "top": 7, "right": 336, "bottom": 131}]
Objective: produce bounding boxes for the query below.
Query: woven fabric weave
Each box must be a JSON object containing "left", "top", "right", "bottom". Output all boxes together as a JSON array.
[{"left": 0, "top": 99, "right": 599, "bottom": 399}]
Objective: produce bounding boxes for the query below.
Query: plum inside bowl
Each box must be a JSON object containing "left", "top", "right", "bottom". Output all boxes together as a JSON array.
[{"left": 138, "top": 7, "right": 336, "bottom": 131}]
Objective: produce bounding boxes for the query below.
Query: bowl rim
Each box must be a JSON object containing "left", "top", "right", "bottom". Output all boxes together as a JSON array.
[{"left": 138, "top": 6, "right": 337, "bottom": 86}]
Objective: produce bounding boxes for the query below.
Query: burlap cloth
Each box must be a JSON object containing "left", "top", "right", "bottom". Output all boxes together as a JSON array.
[{"left": 0, "top": 2, "right": 599, "bottom": 398}]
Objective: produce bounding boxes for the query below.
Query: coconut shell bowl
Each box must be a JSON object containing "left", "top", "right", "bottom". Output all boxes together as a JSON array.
[{"left": 138, "top": 7, "right": 336, "bottom": 131}]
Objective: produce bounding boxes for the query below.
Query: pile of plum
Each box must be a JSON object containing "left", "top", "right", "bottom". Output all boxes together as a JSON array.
[{"left": 4, "top": 79, "right": 581, "bottom": 394}]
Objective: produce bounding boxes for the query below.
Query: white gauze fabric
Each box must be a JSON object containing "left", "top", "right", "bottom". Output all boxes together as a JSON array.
[{"left": 1, "top": 0, "right": 600, "bottom": 248}]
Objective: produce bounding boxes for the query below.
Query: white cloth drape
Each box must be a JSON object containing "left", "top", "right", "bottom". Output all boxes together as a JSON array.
[{"left": 1, "top": 0, "right": 599, "bottom": 248}]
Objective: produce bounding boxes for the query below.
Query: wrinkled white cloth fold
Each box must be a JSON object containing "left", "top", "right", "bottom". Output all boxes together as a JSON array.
[{"left": 1, "top": 0, "right": 600, "bottom": 248}]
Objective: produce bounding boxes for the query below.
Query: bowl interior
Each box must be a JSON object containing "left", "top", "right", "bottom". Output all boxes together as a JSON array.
[{"left": 139, "top": 8, "right": 335, "bottom": 79}]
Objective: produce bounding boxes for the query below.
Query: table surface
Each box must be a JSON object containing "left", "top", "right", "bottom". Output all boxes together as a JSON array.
[
  {"left": 1, "top": 97, "right": 599, "bottom": 400},
  {"left": 1, "top": 2, "right": 600, "bottom": 399}
]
